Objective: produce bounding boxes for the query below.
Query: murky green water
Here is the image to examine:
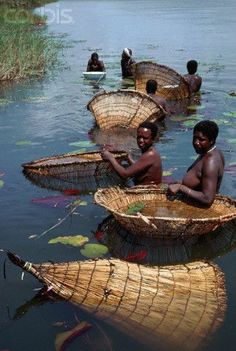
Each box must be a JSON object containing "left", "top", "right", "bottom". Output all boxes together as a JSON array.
[{"left": 1, "top": 0, "right": 236, "bottom": 350}]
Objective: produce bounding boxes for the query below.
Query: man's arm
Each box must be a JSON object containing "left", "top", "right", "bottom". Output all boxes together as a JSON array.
[{"left": 102, "top": 150, "right": 151, "bottom": 179}]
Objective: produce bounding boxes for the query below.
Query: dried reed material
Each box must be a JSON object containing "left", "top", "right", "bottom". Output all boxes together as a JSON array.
[
  {"left": 87, "top": 89, "right": 166, "bottom": 130},
  {"left": 8, "top": 253, "right": 226, "bottom": 351},
  {"left": 94, "top": 186, "right": 236, "bottom": 238},
  {"left": 132, "top": 61, "right": 190, "bottom": 100},
  {"left": 22, "top": 150, "right": 128, "bottom": 181}
]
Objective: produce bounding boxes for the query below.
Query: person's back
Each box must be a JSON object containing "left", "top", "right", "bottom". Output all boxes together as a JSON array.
[
  {"left": 146, "top": 79, "right": 167, "bottom": 113},
  {"left": 184, "top": 60, "right": 202, "bottom": 93},
  {"left": 87, "top": 52, "right": 105, "bottom": 72}
]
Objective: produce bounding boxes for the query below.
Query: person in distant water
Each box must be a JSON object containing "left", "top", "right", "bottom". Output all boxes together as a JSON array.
[
  {"left": 87, "top": 52, "right": 105, "bottom": 72},
  {"left": 168, "top": 120, "right": 224, "bottom": 206},
  {"left": 121, "top": 48, "right": 135, "bottom": 78},
  {"left": 184, "top": 60, "right": 202, "bottom": 93},
  {"left": 146, "top": 79, "right": 168, "bottom": 114},
  {"left": 101, "top": 122, "right": 162, "bottom": 185}
]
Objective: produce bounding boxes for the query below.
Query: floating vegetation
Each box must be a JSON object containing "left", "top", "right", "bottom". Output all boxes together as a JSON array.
[
  {"left": 227, "top": 139, "right": 236, "bottom": 144},
  {"left": 223, "top": 112, "right": 236, "bottom": 118},
  {"left": 0, "top": 180, "right": 4, "bottom": 188},
  {"left": 187, "top": 104, "right": 206, "bottom": 110},
  {"left": 49, "top": 235, "right": 89, "bottom": 247},
  {"left": 0, "top": 98, "right": 12, "bottom": 106},
  {"left": 15, "top": 140, "right": 32, "bottom": 146},
  {"left": 68, "top": 140, "right": 95, "bottom": 148},
  {"left": 80, "top": 243, "right": 108, "bottom": 258}
]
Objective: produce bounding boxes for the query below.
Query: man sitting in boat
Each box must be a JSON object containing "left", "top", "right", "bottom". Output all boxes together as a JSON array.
[
  {"left": 101, "top": 121, "right": 162, "bottom": 185},
  {"left": 184, "top": 60, "right": 202, "bottom": 93},
  {"left": 146, "top": 79, "right": 168, "bottom": 114},
  {"left": 121, "top": 48, "right": 135, "bottom": 78},
  {"left": 87, "top": 52, "right": 105, "bottom": 72},
  {"left": 168, "top": 120, "right": 224, "bottom": 206}
]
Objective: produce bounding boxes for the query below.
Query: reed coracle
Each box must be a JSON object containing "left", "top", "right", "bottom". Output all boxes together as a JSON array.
[
  {"left": 87, "top": 89, "right": 166, "bottom": 130},
  {"left": 132, "top": 61, "right": 190, "bottom": 100},
  {"left": 94, "top": 186, "right": 236, "bottom": 238},
  {"left": 22, "top": 150, "right": 128, "bottom": 181},
  {"left": 8, "top": 253, "right": 226, "bottom": 351}
]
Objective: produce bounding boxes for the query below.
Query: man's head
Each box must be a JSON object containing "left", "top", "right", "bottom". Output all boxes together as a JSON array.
[
  {"left": 187, "top": 60, "right": 198, "bottom": 74},
  {"left": 91, "top": 52, "right": 99, "bottom": 62},
  {"left": 122, "top": 48, "right": 132, "bottom": 59},
  {"left": 137, "top": 122, "right": 158, "bottom": 152},
  {"left": 146, "top": 79, "right": 158, "bottom": 94},
  {"left": 193, "top": 120, "right": 219, "bottom": 154}
]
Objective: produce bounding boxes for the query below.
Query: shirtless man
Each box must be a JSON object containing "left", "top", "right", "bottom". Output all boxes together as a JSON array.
[
  {"left": 146, "top": 79, "right": 168, "bottom": 113},
  {"left": 168, "top": 120, "right": 224, "bottom": 206},
  {"left": 87, "top": 52, "right": 105, "bottom": 72},
  {"left": 121, "top": 48, "right": 136, "bottom": 78},
  {"left": 184, "top": 60, "right": 202, "bottom": 93},
  {"left": 101, "top": 122, "right": 162, "bottom": 185}
]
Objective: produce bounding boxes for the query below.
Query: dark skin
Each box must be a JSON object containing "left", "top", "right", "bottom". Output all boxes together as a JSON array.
[
  {"left": 184, "top": 74, "right": 202, "bottom": 93},
  {"left": 101, "top": 127, "right": 162, "bottom": 185},
  {"left": 168, "top": 131, "right": 225, "bottom": 206}
]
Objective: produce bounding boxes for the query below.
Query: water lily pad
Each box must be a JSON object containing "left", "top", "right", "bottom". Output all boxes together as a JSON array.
[
  {"left": 0, "top": 98, "right": 11, "bottom": 106},
  {"left": 69, "top": 141, "right": 95, "bottom": 148},
  {"left": 170, "top": 115, "right": 186, "bottom": 122},
  {"left": 182, "top": 120, "right": 196, "bottom": 128},
  {"left": 49, "top": 235, "right": 89, "bottom": 247},
  {"left": 227, "top": 139, "right": 236, "bottom": 144},
  {"left": 187, "top": 104, "right": 205, "bottom": 110},
  {"left": 16, "top": 140, "right": 32, "bottom": 146},
  {"left": 72, "top": 199, "right": 88, "bottom": 206},
  {"left": 223, "top": 112, "right": 236, "bottom": 118},
  {"left": 126, "top": 202, "right": 145, "bottom": 215},
  {"left": 80, "top": 243, "right": 108, "bottom": 258},
  {"left": 0, "top": 180, "right": 4, "bottom": 188}
]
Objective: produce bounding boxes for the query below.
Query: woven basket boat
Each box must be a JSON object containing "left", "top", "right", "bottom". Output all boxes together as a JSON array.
[
  {"left": 94, "top": 186, "right": 236, "bottom": 239},
  {"left": 132, "top": 61, "right": 190, "bottom": 100},
  {"left": 8, "top": 253, "right": 226, "bottom": 351},
  {"left": 22, "top": 150, "right": 128, "bottom": 181},
  {"left": 96, "top": 216, "right": 236, "bottom": 265},
  {"left": 87, "top": 89, "right": 166, "bottom": 130}
]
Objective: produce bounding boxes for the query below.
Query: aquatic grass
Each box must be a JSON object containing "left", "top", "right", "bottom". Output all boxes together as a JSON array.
[{"left": 0, "top": 0, "right": 55, "bottom": 8}]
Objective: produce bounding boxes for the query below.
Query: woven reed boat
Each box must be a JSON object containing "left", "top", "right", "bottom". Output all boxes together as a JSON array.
[
  {"left": 8, "top": 253, "right": 226, "bottom": 351},
  {"left": 22, "top": 150, "right": 128, "bottom": 181},
  {"left": 96, "top": 216, "right": 236, "bottom": 265},
  {"left": 87, "top": 89, "right": 166, "bottom": 130},
  {"left": 94, "top": 186, "right": 236, "bottom": 239},
  {"left": 132, "top": 61, "right": 190, "bottom": 100}
]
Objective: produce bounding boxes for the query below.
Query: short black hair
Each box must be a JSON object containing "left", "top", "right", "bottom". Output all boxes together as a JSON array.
[
  {"left": 91, "top": 52, "right": 99, "bottom": 60},
  {"left": 146, "top": 79, "right": 158, "bottom": 94},
  {"left": 193, "top": 120, "right": 219, "bottom": 141},
  {"left": 138, "top": 121, "right": 158, "bottom": 139},
  {"left": 187, "top": 60, "right": 198, "bottom": 74}
]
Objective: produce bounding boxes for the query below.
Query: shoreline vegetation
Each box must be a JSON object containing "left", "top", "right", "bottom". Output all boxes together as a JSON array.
[{"left": 0, "top": 0, "right": 60, "bottom": 82}]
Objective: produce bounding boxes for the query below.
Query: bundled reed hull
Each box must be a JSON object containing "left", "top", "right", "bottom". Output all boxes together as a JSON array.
[
  {"left": 87, "top": 89, "right": 166, "bottom": 130},
  {"left": 8, "top": 253, "right": 226, "bottom": 351},
  {"left": 94, "top": 186, "right": 236, "bottom": 238},
  {"left": 22, "top": 150, "right": 128, "bottom": 181},
  {"left": 132, "top": 61, "right": 190, "bottom": 100}
]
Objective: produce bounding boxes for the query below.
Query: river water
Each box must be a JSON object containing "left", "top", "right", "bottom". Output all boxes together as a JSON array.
[{"left": 1, "top": 0, "right": 236, "bottom": 350}]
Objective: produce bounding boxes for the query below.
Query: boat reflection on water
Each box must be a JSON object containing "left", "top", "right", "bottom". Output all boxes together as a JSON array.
[
  {"left": 22, "top": 169, "right": 126, "bottom": 195},
  {"left": 95, "top": 215, "right": 236, "bottom": 265}
]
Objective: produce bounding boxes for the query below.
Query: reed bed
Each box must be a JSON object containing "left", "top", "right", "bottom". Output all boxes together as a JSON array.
[
  {"left": 0, "top": 5, "right": 61, "bottom": 81},
  {"left": 8, "top": 252, "right": 226, "bottom": 351}
]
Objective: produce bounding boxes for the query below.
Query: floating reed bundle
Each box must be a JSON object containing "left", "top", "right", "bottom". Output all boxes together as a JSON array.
[
  {"left": 87, "top": 89, "right": 166, "bottom": 130},
  {"left": 94, "top": 186, "right": 236, "bottom": 239},
  {"left": 96, "top": 216, "right": 236, "bottom": 265},
  {"left": 132, "top": 61, "right": 190, "bottom": 100},
  {"left": 22, "top": 150, "right": 128, "bottom": 181},
  {"left": 8, "top": 253, "right": 226, "bottom": 351}
]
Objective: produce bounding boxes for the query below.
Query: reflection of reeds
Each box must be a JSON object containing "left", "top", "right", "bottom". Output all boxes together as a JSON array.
[
  {"left": 8, "top": 252, "right": 226, "bottom": 351},
  {"left": 0, "top": 6, "right": 61, "bottom": 81}
]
